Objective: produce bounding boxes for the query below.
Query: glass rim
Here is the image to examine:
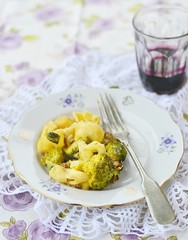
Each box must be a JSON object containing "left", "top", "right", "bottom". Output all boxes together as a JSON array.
[{"left": 132, "top": 5, "right": 188, "bottom": 40}]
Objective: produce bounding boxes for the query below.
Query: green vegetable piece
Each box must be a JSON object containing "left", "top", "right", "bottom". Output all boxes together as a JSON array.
[
  {"left": 83, "top": 153, "right": 115, "bottom": 190},
  {"left": 106, "top": 139, "right": 127, "bottom": 162},
  {"left": 64, "top": 139, "right": 83, "bottom": 160},
  {"left": 40, "top": 148, "right": 63, "bottom": 169},
  {"left": 47, "top": 132, "right": 60, "bottom": 144},
  {"left": 183, "top": 113, "right": 188, "bottom": 122}
]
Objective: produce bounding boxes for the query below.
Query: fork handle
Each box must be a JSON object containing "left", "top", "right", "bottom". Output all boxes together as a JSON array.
[
  {"left": 121, "top": 139, "right": 175, "bottom": 224},
  {"left": 142, "top": 175, "right": 175, "bottom": 224}
]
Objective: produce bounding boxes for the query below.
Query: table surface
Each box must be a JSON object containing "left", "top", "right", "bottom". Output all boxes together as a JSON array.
[{"left": 1, "top": 0, "right": 188, "bottom": 239}]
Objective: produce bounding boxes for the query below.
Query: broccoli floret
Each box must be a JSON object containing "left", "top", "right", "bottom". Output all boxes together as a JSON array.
[
  {"left": 40, "top": 148, "right": 63, "bottom": 169},
  {"left": 82, "top": 153, "right": 115, "bottom": 190},
  {"left": 106, "top": 139, "right": 127, "bottom": 162}
]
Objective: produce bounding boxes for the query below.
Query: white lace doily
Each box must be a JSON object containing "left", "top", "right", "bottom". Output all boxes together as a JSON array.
[{"left": 1, "top": 51, "right": 188, "bottom": 239}]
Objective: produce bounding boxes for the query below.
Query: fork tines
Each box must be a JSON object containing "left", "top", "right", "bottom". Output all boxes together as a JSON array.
[{"left": 98, "top": 93, "right": 129, "bottom": 136}]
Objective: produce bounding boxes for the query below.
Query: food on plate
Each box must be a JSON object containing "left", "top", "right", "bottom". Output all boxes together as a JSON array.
[{"left": 37, "top": 111, "right": 127, "bottom": 190}]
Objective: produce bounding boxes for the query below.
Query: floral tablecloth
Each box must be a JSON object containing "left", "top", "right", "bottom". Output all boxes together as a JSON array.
[{"left": 1, "top": 0, "right": 188, "bottom": 239}]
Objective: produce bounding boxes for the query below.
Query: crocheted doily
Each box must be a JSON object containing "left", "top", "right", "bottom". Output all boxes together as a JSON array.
[{"left": 1, "top": 51, "right": 188, "bottom": 239}]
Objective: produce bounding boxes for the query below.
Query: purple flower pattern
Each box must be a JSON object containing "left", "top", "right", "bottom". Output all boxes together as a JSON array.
[
  {"left": 158, "top": 134, "right": 177, "bottom": 154},
  {"left": 58, "top": 93, "right": 85, "bottom": 108},
  {"left": 0, "top": 217, "right": 70, "bottom": 240},
  {"left": 27, "top": 220, "right": 69, "bottom": 240},
  {"left": 36, "top": 7, "right": 64, "bottom": 22},
  {"left": 0, "top": 32, "right": 22, "bottom": 49},
  {"left": 14, "top": 62, "right": 30, "bottom": 71},
  {"left": 15, "top": 69, "right": 47, "bottom": 86},
  {"left": 89, "top": 19, "right": 113, "bottom": 37},
  {"left": 40, "top": 179, "right": 68, "bottom": 195},
  {"left": 121, "top": 234, "right": 139, "bottom": 240},
  {"left": 2, "top": 219, "right": 27, "bottom": 240},
  {"left": 0, "top": 192, "right": 36, "bottom": 211}
]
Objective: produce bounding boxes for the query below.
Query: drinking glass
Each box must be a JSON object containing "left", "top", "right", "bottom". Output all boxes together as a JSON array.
[{"left": 132, "top": 5, "right": 188, "bottom": 94}]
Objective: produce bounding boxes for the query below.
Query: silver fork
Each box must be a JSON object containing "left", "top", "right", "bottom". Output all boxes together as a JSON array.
[{"left": 98, "top": 92, "right": 175, "bottom": 224}]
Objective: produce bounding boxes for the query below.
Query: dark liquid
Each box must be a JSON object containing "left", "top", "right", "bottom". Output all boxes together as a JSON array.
[
  {"left": 138, "top": 47, "right": 187, "bottom": 94},
  {"left": 139, "top": 68, "right": 187, "bottom": 94}
]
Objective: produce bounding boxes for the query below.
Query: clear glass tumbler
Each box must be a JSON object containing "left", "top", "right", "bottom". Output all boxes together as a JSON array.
[{"left": 132, "top": 5, "right": 188, "bottom": 94}]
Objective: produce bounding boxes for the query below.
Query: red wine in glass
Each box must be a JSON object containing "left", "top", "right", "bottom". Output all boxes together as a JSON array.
[{"left": 138, "top": 47, "right": 187, "bottom": 94}]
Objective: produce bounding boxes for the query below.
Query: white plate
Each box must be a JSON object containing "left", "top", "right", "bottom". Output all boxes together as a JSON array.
[{"left": 8, "top": 88, "right": 183, "bottom": 207}]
